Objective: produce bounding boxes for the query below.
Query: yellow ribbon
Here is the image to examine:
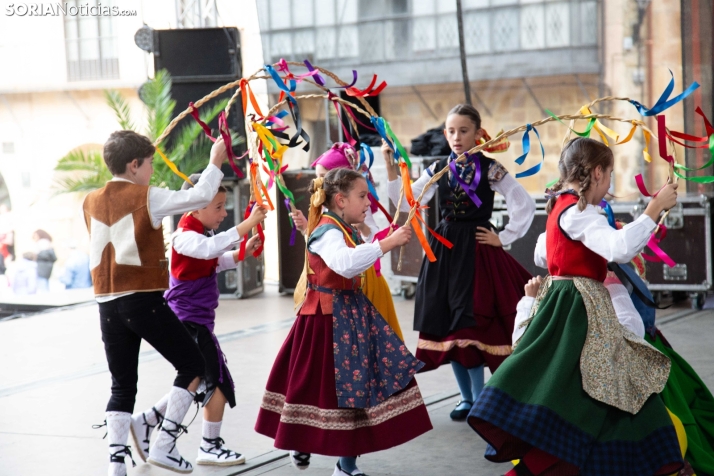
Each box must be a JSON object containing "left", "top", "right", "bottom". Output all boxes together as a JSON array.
[
  {"left": 155, "top": 146, "right": 194, "bottom": 186},
  {"left": 579, "top": 106, "right": 620, "bottom": 145}
]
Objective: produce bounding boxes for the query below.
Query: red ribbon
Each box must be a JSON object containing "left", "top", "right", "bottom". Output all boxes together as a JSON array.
[
  {"left": 217, "top": 111, "right": 244, "bottom": 179},
  {"left": 237, "top": 201, "right": 265, "bottom": 261},
  {"left": 641, "top": 225, "right": 676, "bottom": 267},
  {"left": 189, "top": 102, "right": 216, "bottom": 142},
  {"left": 346, "top": 74, "right": 387, "bottom": 97}
]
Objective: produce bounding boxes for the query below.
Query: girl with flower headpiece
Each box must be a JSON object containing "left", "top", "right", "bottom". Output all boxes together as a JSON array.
[
  {"left": 384, "top": 104, "right": 535, "bottom": 421},
  {"left": 290, "top": 142, "right": 404, "bottom": 340},
  {"left": 256, "top": 168, "right": 432, "bottom": 476}
]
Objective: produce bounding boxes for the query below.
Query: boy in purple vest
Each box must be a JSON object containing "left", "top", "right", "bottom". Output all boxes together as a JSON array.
[
  {"left": 83, "top": 131, "right": 227, "bottom": 475},
  {"left": 150, "top": 174, "right": 265, "bottom": 466}
]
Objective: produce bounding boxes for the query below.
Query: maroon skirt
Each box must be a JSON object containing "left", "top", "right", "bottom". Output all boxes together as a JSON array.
[
  {"left": 255, "top": 308, "right": 433, "bottom": 456},
  {"left": 416, "top": 242, "right": 531, "bottom": 372}
]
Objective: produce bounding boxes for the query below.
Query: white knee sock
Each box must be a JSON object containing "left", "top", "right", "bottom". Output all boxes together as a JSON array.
[
  {"left": 151, "top": 386, "right": 195, "bottom": 455},
  {"left": 141, "top": 393, "right": 169, "bottom": 426},
  {"left": 106, "top": 411, "right": 132, "bottom": 476},
  {"left": 201, "top": 420, "right": 222, "bottom": 449}
]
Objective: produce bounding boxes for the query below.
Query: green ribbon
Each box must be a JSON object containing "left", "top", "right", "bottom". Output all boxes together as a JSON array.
[
  {"left": 384, "top": 120, "right": 411, "bottom": 168},
  {"left": 546, "top": 109, "right": 595, "bottom": 137},
  {"left": 673, "top": 134, "right": 714, "bottom": 183}
]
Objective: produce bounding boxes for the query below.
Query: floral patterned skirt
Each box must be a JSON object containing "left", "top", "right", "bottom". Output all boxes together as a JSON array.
[{"left": 255, "top": 304, "right": 432, "bottom": 456}]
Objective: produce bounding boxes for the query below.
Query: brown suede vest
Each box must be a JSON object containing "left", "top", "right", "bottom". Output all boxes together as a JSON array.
[
  {"left": 83, "top": 181, "right": 168, "bottom": 296},
  {"left": 299, "top": 217, "right": 363, "bottom": 316}
]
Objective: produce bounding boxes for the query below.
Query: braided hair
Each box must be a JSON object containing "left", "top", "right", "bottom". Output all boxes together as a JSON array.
[
  {"left": 306, "top": 168, "right": 366, "bottom": 236},
  {"left": 545, "top": 137, "right": 613, "bottom": 213}
]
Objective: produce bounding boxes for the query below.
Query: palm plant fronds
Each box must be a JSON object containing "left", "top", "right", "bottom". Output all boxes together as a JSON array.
[
  {"left": 104, "top": 90, "right": 135, "bottom": 131},
  {"left": 142, "top": 69, "right": 176, "bottom": 142},
  {"left": 53, "top": 148, "right": 111, "bottom": 194}
]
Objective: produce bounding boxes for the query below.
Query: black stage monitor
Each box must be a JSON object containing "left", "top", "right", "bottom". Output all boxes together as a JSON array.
[{"left": 153, "top": 27, "right": 241, "bottom": 81}]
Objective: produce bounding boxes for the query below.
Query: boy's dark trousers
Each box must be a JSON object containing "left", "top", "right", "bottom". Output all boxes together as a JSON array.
[{"left": 99, "top": 291, "right": 205, "bottom": 413}]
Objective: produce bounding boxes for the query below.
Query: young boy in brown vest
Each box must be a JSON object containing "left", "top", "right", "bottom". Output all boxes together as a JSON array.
[{"left": 84, "top": 131, "right": 231, "bottom": 476}]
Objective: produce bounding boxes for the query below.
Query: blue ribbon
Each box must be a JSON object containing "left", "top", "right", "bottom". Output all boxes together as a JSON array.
[
  {"left": 629, "top": 70, "right": 700, "bottom": 116},
  {"left": 364, "top": 172, "right": 380, "bottom": 201},
  {"left": 370, "top": 116, "right": 395, "bottom": 156},
  {"left": 360, "top": 143, "right": 374, "bottom": 169},
  {"left": 264, "top": 65, "right": 297, "bottom": 105},
  {"left": 265, "top": 110, "right": 288, "bottom": 127},
  {"left": 515, "top": 124, "right": 545, "bottom": 178},
  {"left": 600, "top": 199, "right": 616, "bottom": 228}
]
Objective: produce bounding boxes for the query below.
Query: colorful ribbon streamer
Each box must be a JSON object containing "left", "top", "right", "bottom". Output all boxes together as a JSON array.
[
  {"left": 599, "top": 199, "right": 616, "bottom": 228},
  {"left": 346, "top": 74, "right": 387, "bottom": 98},
  {"left": 641, "top": 225, "right": 676, "bottom": 268},
  {"left": 514, "top": 124, "right": 545, "bottom": 178},
  {"left": 547, "top": 109, "right": 596, "bottom": 138},
  {"left": 303, "top": 59, "right": 357, "bottom": 89},
  {"left": 218, "top": 111, "right": 245, "bottom": 179},
  {"left": 237, "top": 201, "right": 265, "bottom": 261},
  {"left": 399, "top": 162, "right": 453, "bottom": 262},
  {"left": 449, "top": 154, "right": 482, "bottom": 207},
  {"left": 284, "top": 198, "right": 297, "bottom": 246},
  {"left": 155, "top": 146, "right": 193, "bottom": 186},
  {"left": 629, "top": 70, "right": 699, "bottom": 116}
]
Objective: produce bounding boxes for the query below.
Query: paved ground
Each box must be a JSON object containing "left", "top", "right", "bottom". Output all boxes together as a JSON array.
[{"left": 0, "top": 285, "right": 711, "bottom": 476}]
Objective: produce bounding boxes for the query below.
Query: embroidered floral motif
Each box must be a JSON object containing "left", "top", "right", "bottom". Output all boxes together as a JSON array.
[
  {"left": 331, "top": 291, "right": 424, "bottom": 408},
  {"left": 260, "top": 386, "right": 425, "bottom": 430},
  {"left": 417, "top": 337, "right": 513, "bottom": 356},
  {"left": 574, "top": 277, "right": 670, "bottom": 414},
  {"left": 487, "top": 160, "right": 509, "bottom": 185}
]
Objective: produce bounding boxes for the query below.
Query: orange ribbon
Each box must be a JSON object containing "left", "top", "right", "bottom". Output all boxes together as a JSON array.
[
  {"left": 240, "top": 78, "right": 264, "bottom": 119},
  {"left": 400, "top": 162, "right": 452, "bottom": 262},
  {"left": 250, "top": 162, "right": 274, "bottom": 211}
]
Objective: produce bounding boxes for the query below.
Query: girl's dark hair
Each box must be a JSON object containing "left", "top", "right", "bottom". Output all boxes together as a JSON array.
[
  {"left": 33, "top": 229, "right": 52, "bottom": 242},
  {"left": 546, "top": 137, "right": 614, "bottom": 213},
  {"left": 447, "top": 104, "right": 482, "bottom": 130},
  {"left": 181, "top": 173, "right": 227, "bottom": 194}
]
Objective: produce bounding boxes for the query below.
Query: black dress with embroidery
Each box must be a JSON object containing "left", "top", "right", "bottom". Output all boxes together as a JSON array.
[{"left": 414, "top": 153, "right": 532, "bottom": 372}]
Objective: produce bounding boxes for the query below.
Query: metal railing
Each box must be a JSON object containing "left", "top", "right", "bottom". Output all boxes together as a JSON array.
[{"left": 260, "top": 0, "right": 598, "bottom": 65}]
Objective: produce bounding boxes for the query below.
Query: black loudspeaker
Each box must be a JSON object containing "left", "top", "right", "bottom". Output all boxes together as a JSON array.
[
  {"left": 338, "top": 92, "right": 382, "bottom": 146},
  {"left": 169, "top": 82, "right": 247, "bottom": 179},
  {"left": 277, "top": 169, "right": 316, "bottom": 293},
  {"left": 153, "top": 28, "right": 241, "bottom": 81},
  {"left": 150, "top": 28, "right": 245, "bottom": 179}
]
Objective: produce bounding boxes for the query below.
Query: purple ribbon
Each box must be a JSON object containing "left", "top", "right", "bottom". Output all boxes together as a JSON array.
[
  {"left": 284, "top": 198, "right": 297, "bottom": 246},
  {"left": 449, "top": 154, "right": 482, "bottom": 207}
]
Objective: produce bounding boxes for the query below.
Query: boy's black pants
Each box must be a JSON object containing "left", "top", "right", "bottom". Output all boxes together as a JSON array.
[{"left": 99, "top": 291, "right": 205, "bottom": 413}]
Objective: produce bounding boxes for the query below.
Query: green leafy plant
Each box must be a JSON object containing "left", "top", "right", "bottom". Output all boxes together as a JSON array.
[{"left": 54, "top": 69, "right": 239, "bottom": 193}]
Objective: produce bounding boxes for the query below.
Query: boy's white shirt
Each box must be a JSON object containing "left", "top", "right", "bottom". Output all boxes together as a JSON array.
[
  {"left": 95, "top": 164, "right": 224, "bottom": 302},
  {"left": 512, "top": 282, "right": 646, "bottom": 345},
  {"left": 171, "top": 225, "right": 243, "bottom": 273}
]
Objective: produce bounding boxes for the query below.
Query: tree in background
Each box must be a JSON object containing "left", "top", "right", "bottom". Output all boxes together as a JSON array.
[{"left": 54, "top": 69, "right": 233, "bottom": 193}]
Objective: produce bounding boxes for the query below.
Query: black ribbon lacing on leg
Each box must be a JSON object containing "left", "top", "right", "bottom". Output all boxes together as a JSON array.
[
  {"left": 140, "top": 406, "right": 164, "bottom": 451},
  {"left": 200, "top": 437, "right": 242, "bottom": 460},
  {"left": 159, "top": 417, "right": 192, "bottom": 469},
  {"left": 92, "top": 420, "right": 108, "bottom": 439},
  {"left": 109, "top": 444, "right": 137, "bottom": 468}
]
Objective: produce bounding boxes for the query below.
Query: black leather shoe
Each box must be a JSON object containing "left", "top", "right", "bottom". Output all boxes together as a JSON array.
[{"left": 449, "top": 400, "right": 473, "bottom": 420}]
